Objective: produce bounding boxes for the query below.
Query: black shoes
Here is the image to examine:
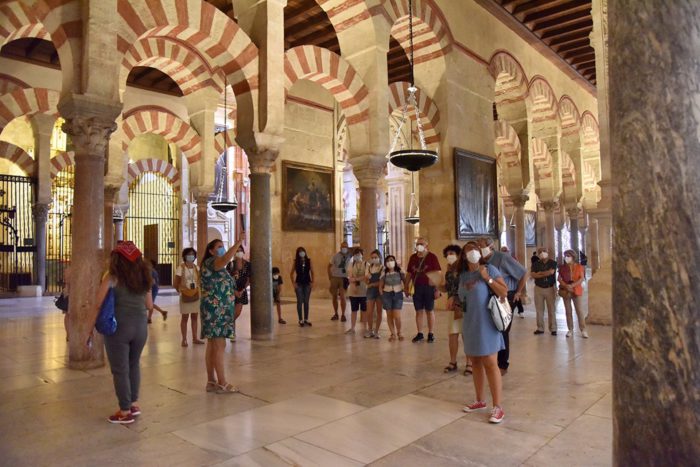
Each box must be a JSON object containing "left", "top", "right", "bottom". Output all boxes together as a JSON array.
[
  {"left": 551, "top": 331, "right": 557, "bottom": 336},
  {"left": 427, "top": 333, "right": 435, "bottom": 343},
  {"left": 299, "top": 321, "right": 304, "bottom": 327},
  {"left": 304, "top": 320, "right": 312, "bottom": 326},
  {"left": 534, "top": 330, "right": 544, "bottom": 335},
  {"left": 412, "top": 332, "right": 424, "bottom": 343}
]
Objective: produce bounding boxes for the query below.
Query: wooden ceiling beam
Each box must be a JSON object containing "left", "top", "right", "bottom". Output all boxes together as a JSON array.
[
  {"left": 539, "top": 18, "right": 592, "bottom": 40},
  {"left": 512, "top": 0, "right": 568, "bottom": 16},
  {"left": 532, "top": 10, "right": 591, "bottom": 34},
  {"left": 570, "top": 53, "right": 595, "bottom": 64},
  {"left": 522, "top": 1, "right": 591, "bottom": 25},
  {"left": 548, "top": 31, "right": 591, "bottom": 48},
  {"left": 561, "top": 44, "right": 594, "bottom": 59}
]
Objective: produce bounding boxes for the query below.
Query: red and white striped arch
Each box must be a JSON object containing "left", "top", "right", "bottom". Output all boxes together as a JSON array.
[
  {"left": 121, "top": 108, "right": 202, "bottom": 164},
  {"left": 120, "top": 36, "right": 225, "bottom": 95},
  {"left": 582, "top": 160, "right": 597, "bottom": 192},
  {"left": 315, "top": 0, "right": 372, "bottom": 34},
  {"left": 495, "top": 121, "right": 524, "bottom": 192},
  {"left": 580, "top": 111, "right": 600, "bottom": 146},
  {"left": 388, "top": 81, "right": 440, "bottom": 145},
  {"left": 558, "top": 95, "right": 581, "bottom": 132},
  {"left": 531, "top": 138, "right": 553, "bottom": 180},
  {"left": 284, "top": 45, "right": 369, "bottom": 125},
  {"left": 0, "top": 73, "right": 29, "bottom": 95},
  {"left": 488, "top": 51, "right": 528, "bottom": 100},
  {"left": 117, "top": 0, "right": 258, "bottom": 98},
  {"left": 127, "top": 158, "right": 180, "bottom": 190},
  {"left": 50, "top": 151, "right": 74, "bottom": 178},
  {"left": 0, "top": 21, "right": 49, "bottom": 48},
  {"left": 528, "top": 76, "right": 558, "bottom": 122},
  {"left": 0, "top": 87, "right": 59, "bottom": 128},
  {"left": 0, "top": 141, "right": 34, "bottom": 176},
  {"left": 214, "top": 128, "right": 237, "bottom": 156},
  {"left": 384, "top": 0, "right": 453, "bottom": 64},
  {"left": 561, "top": 151, "right": 576, "bottom": 189}
]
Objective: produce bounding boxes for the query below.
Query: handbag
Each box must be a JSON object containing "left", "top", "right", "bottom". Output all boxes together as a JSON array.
[
  {"left": 54, "top": 293, "right": 69, "bottom": 312},
  {"left": 95, "top": 287, "right": 117, "bottom": 336},
  {"left": 489, "top": 294, "right": 513, "bottom": 332},
  {"left": 180, "top": 265, "right": 200, "bottom": 302},
  {"left": 558, "top": 286, "right": 573, "bottom": 299}
]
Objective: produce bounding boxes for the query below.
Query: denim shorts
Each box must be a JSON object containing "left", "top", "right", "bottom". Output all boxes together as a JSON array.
[
  {"left": 413, "top": 284, "right": 436, "bottom": 312},
  {"left": 382, "top": 291, "right": 403, "bottom": 311},
  {"left": 350, "top": 296, "right": 367, "bottom": 312},
  {"left": 366, "top": 287, "right": 380, "bottom": 300}
]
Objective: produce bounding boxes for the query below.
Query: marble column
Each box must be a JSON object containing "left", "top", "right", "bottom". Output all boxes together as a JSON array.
[
  {"left": 194, "top": 193, "right": 210, "bottom": 263},
  {"left": 246, "top": 148, "right": 278, "bottom": 341},
  {"left": 609, "top": 1, "right": 700, "bottom": 462},
  {"left": 31, "top": 203, "right": 49, "bottom": 291},
  {"left": 589, "top": 218, "right": 600, "bottom": 273},
  {"left": 351, "top": 155, "right": 385, "bottom": 254},
  {"left": 59, "top": 96, "right": 121, "bottom": 369},
  {"left": 103, "top": 186, "right": 120, "bottom": 254},
  {"left": 567, "top": 207, "right": 580, "bottom": 259},
  {"left": 541, "top": 201, "right": 556, "bottom": 255},
  {"left": 555, "top": 227, "right": 563, "bottom": 264},
  {"left": 510, "top": 195, "right": 528, "bottom": 270}
]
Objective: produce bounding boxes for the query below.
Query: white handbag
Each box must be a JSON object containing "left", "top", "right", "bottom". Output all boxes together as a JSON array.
[{"left": 489, "top": 295, "right": 513, "bottom": 331}]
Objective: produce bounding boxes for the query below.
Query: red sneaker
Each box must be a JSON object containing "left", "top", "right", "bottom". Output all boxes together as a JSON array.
[
  {"left": 489, "top": 406, "right": 505, "bottom": 424},
  {"left": 108, "top": 411, "right": 135, "bottom": 424},
  {"left": 130, "top": 405, "right": 141, "bottom": 417},
  {"left": 462, "top": 400, "right": 488, "bottom": 413}
]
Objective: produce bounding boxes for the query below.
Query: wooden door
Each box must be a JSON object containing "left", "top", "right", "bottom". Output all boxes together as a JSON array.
[{"left": 143, "top": 224, "right": 158, "bottom": 265}]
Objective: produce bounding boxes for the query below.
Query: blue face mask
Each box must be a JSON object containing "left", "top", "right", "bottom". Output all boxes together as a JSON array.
[
  {"left": 299, "top": 251, "right": 306, "bottom": 258},
  {"left": 216, "top": 246, "right": 226, "bottom": 257},
  {"left": 185, "top": 255, "right": 195, "bottom": 263}
]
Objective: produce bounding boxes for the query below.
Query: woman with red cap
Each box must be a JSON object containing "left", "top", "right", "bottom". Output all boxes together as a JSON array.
[{"left": 91, "top": 241, "right": 153, "bottom": 424}]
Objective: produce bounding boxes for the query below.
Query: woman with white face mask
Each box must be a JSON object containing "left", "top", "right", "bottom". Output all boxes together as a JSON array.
[
  {"left": 441, "top": 244, "right": 471, "bottom": 374},
  {"left": 459, "top": 241, "right": 509, "bottom": 424},
  {"left": 226, "top": 246, "right": 250, "bottom": 341},
  {"left": 365, "top": 249, "right": 384, "bottom": 338},
  {"left": 558, "top": 250, "right": 588, "bottom": 338},
  {"left": 290, "top": 246, "right": 314, "bottom": 326},
  {"left": 346, "top": 247, "right": 368, "bottom": 335},
  {"left": 379, "top": 255, "right": 405, "bottom": 341},
  {"left": 174, "top": 247, "right": 204, "bottom": 347}
]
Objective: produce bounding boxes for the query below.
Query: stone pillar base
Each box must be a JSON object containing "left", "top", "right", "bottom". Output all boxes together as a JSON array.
[
  {"left": 17, "top": 285, "right": 42, "bottom": 297},
  {"left": 586, "top": 259, "right": 612, "bottom": 325}
]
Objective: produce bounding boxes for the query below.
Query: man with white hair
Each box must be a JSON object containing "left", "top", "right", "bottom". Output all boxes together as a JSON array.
[{"left": 405, "top": 237, "right": 441, "bottom": 343}]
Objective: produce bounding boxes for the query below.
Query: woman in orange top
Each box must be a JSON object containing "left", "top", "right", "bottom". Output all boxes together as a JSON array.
[{"left": 558, "top": 249, "right": 588, "bottom": 338}]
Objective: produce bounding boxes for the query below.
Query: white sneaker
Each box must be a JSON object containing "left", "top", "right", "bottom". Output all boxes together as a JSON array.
[
  {"left": 363, "top": 330, "right": 372, "bottom": 338},
  {"left": 373, "top": 331, "right": 380, "bottom": 339},
  {"left": 566, "top": 331, "right": 572, "bottom": 338},
  {"left": 519, "top": 314, "right": 525, "bottom": 319},
  {"left": 582, "top": 331, "right": 589, "bottom": 338},
  {"left": 345, "top": 328, "right": 355, "bottom": 334}
]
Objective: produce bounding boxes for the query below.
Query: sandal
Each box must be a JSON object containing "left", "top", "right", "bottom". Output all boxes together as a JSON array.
[
  {"left": 463, "top": 365, "right": 473, "bottom": 375},
  {"left": 162, "top": 311, "right": 168, "bottom": 321},
  {"left": 193, "top": 339, "right": 205, "bottom": 345},
  {"left": 216, "top": 383, "right": 239, "bottom": 394},
  {"left": 181, "top": 341, "right": 188, "bottom": 347},
  {"left": 444, "top": 362, "right": 458, "bottom": 373},
  {"left": 389, "top": 334, "right": 396, "bottom": 342},
  {"left": 278, "top": 318, "right": 287, "bottom": 324},
  {"left": 398, "top": 334, "right": 405, "bottom": 341},
  {"left": 206, "top": 381, "right": 217, "bottom": 392}
]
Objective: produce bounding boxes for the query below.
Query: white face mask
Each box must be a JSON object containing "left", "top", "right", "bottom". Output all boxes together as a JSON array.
[
  {"left": 341, "top": 247, "right": 348, "bottom": 254},
  {"left": 185, "top": 255, "right": 195, "bottom": 263},
  {"left": 565, "top": 256, "right": 573, "bottom": 264},
  {"left": 235, "top": 252, "right": 244, "bottom": 259},
  {"left": 416, "top": 244, "right": 426, "bottom": 253},
  {"left": 299, "top": 251, "right": 306, "bottom": 258},
  {"left": 539, "top": 252, "right": 549, "bottom": 260},
  {"left": 466, "top": 250, "right": 482, "bottom": 264},
  {"left": 446, "top": 254, "right": 458, "bottom": 265},
  {"left": 480, "top": 247, "right": 491, "bottom": 257},
  {"left": 354, "top": 254, "right": 363, "bottom": 261},
  {"left": 371, "top": 258, "right": 380, "bottom": 264},
  {"left": 272, "top": 274, "right": 279, "bottom": 280},
  {"left": 386, "top": 260, "right": 396, "bottom": 269}
]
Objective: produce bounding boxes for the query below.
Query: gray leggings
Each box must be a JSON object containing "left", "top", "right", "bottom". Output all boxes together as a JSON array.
[{"left": 104, "top": 312, "right": 148, "bottom": 411}]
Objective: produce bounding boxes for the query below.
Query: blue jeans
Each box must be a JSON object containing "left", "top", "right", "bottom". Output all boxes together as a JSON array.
[{"left": 295, "top": 284, "right": 311, "bottom": 321}]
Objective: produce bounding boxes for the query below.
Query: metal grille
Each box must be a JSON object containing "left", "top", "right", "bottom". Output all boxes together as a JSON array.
[
  {"left": 125, "top": 172, "right": 180, "bottom": 285},
  {"left": 46, "top": 166, "right": 74, "bottom": 294},
  {"left": 0, "top": 175, "right": 36, "bottom": 292}
]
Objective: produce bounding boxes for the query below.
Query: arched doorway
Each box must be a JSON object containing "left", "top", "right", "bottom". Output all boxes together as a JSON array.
[
  {"left": 125, "top": 172, "right": 180, "bottom": 285},
  {"left": 46, "top": 166, "right": 74, "bottom": 294},
  {"left": 0, "top": 174, "right": 35, "bottom": 292}
]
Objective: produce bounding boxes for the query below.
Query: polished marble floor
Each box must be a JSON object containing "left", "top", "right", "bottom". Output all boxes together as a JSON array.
[{"left": 0, "top": 286, "right": 612, "bottom": 466}]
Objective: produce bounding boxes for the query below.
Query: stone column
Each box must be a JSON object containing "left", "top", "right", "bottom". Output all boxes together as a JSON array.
[
  {"left": 194, "top": 193, "right": 210, "bottom": 262},
  {"left": 31, "top": 203, "right": 49, "bottom": 290},
  {"left": 609, "top": 1, "right": 700, "bottom": 462},
  {"left": 511, "top": 195, "right": 528, "bottom": 270},
  {"left": 555, "top": 227, "right": 563, "bottom": 264},
  {"left": 589, "top": 218, "right": 599, "bottom": 273},
  {"left": 541, "top": 201, "right": 556, "bottom": 255},
  {"left": 103, "top": 185, "right": 120, "bottom": 254},
  {"left": 567, "top": 207, "right": 580, "bottom": 258},
  {"left": 246, "top": 147, "right": 278, "bottom": 341},
  {"left": 351, "top": 155, "right": 385, "bottom": 254},
  {"left": 59, "top": 95, "right": 121, "bottom": 369}
]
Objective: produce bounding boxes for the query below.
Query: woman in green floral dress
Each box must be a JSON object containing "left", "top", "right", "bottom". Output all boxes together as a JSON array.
[{"left": 200, "top": 237, "right": 244, "bottom": 394}]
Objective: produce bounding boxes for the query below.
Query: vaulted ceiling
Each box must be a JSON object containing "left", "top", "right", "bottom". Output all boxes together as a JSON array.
[{"left": 486, "top": 0, "right": 596, "bottom": 85}]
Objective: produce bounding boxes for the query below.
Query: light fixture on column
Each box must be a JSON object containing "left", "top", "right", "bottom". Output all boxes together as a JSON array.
[
  {"left": 387, "top": 0, "right": 438, "bottom": 172},
  {"left": 112, "top": 206, "right": 124, "bottom": 224},
  {"left": 405, "top": 172, "right": 420, "bottom": 224},
  {"left": 211, "top": 79, "right": 238, "bottom": 213}
]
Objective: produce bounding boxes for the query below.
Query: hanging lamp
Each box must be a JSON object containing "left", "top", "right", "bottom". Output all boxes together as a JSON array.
[
  {"left": 387, "top": 0, "right": 438, "bottom": 172},
  {"left": 405, "top": 172, "right": 420, "bottom": 224},
  {"left": 211, "top": 80, "right": 238, "bottom": 213}
]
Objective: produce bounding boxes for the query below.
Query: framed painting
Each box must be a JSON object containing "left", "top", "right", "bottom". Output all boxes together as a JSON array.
[
  {"left": 454, "top": 148, "right": 498, "bottom": 240},
  {"left": 282, "top": 161, "right": 335, "bottom": 232}
]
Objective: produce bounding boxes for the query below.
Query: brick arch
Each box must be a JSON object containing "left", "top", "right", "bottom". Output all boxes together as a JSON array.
[
  {"left": 50, "top": 150, "right": 74, "bottom": 178},
  {"left": 580, "top": 111, "right": 599, "bottom": 145},
  {"left": 384, "top": 0, "right": 453, "bottom": 65},
  {"left": 127, "top": 158, "right": 180, "bottom": 190},
  {"left": 0, "top": 22, "right": 50, "bottom": 48},
  {"left": 121, "top": 108, "right": 202, "bottom": 164},
  {"left": 284, "top": 45, "right": 369, "bottom": 125},
  {"left": 494, "top": 120, "right": 523, "bottom": 185},
  {"left": 582, "top": 160, "right": 597, "bottom": 191},
  {"left": 309, "top": 0, "right": 372, "bottom": 35},
  {"left": 214, "top": 128, "right": 237, "bottom": 156},
  {"left": 488, "top": 51, "right": 528, "bottom": 100},
  {"left": 558, "top": 95, "right": 581, "bottom": 130},
  {"left": 388, "top": 81, "right": 440, "bottom": 145},
  {"left": 120, "top": 36, "right": 225, "bottom": 95},
  {"left": 117, "top": 0, "right": 259, "bottom": 135},
  {"left": 561, "top": 151, "right": 576, "bottom": 190},
  {"left": 527, "top": 76, "right": 558, "bottom": 120},
  {"left": 0, "top": 73, "right": 30, "bottom": 95},
  {"left": 531, "top": 137, "right": 554, "bottom": 183},
  {"left": 0, "top": 87, "right": 59, "bottom": 128},
  {"left": 0, "top": 141, "right": 34, "bottom": 176},
  {"left": 336, "top": 113, "right": 348, "bottom": 162}
]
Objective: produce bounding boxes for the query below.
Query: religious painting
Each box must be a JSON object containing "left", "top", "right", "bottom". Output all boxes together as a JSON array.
[
  {"left": 282, "top": 161, "right": 335, "bottom": 232},
  {"left": 454, "top": 148, "right": 498, "bottom": 240},
  {"left": 525, "top": 211, "right": 537, "bottom": 246}
]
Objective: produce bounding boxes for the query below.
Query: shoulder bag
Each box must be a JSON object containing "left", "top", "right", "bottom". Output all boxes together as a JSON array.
[
  {"left": 54, "top": 293, "right": 69, "bottom": 312},
  {"left": 95, "top": 287, "right": 117, "bottom": 336},
  {"left": 488, "top": 293, "right": 513, "bottom": 332},
  {"left": 180, "top": 265, "right": 200, "bottom": 303}
]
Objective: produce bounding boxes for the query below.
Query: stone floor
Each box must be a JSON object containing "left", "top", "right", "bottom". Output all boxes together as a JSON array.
[{"left": 0, "top": 287, "right": 612, "bottom": 466}]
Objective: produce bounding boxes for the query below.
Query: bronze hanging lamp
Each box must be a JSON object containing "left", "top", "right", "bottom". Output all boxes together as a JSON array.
[{"left": 211, "top": 80, "right": 238, "bottom": 213}]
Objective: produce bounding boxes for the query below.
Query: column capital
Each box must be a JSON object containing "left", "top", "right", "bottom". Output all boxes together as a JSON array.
[
  {"left": 239, "top": 132, "right": 283, "bottom": 174},
  {"left": 566, "top": 206, "right": 582, "bottom": 218},
  {"left": 510, "top": 194, "right": 529, "bottom": 208},
  {"left": 29, "top": 113, "right": 57, "bottom": 136},
  {"left": 104, "top": 184, "right": 121, "bottom": 203},
  {"left": 541, "top": 200, "right": 557, "bottom": 212},
  {"left": 59, "top": 93, "right": 121, "bottom": 159},
  {"left": 350, "top": 154, "right": 386, "bottom": 188},
  {"left": 32, "top": 203, "right": 50, "bottom": 222}
]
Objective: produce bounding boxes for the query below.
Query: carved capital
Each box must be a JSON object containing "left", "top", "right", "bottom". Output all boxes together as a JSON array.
[
  {"left": 238, "top": 132, "right": 283, "bottom": 174},
  {"left": 247, "top": 149, "right": 279, "bottom": 174},
  {"left": 32, "top": 203, "right": 50, "bottom": 223},
  {"left": 62, "top": 116, "right": 117, "bottom": 158},
  {"left": 350, "top": 154, "right": 386, "bottom": 188},
  {"left": 541, "top": 200, "right": 557, "bottom": 212},
  {"left": 510, "top": 194, "right": 529, "bottom": 208},
  {"left": 567, "top": 206, "right": 582, "bottom": 219}
]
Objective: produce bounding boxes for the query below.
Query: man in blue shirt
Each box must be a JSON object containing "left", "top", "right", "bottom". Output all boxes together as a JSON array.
[{"left": 478, "top": 237, "right": 527, "bottom": 374}]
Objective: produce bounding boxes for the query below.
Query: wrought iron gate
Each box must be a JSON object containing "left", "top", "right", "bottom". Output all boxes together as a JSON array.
[
  {"left": 0, "top": 175, "right": 35, "bottom": 292},
  {"left": 46, "top": 166, "right": 74, "bottom": 294},
  {"left": 125, "top": 172, "right": 180, "bottom": 285}
]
